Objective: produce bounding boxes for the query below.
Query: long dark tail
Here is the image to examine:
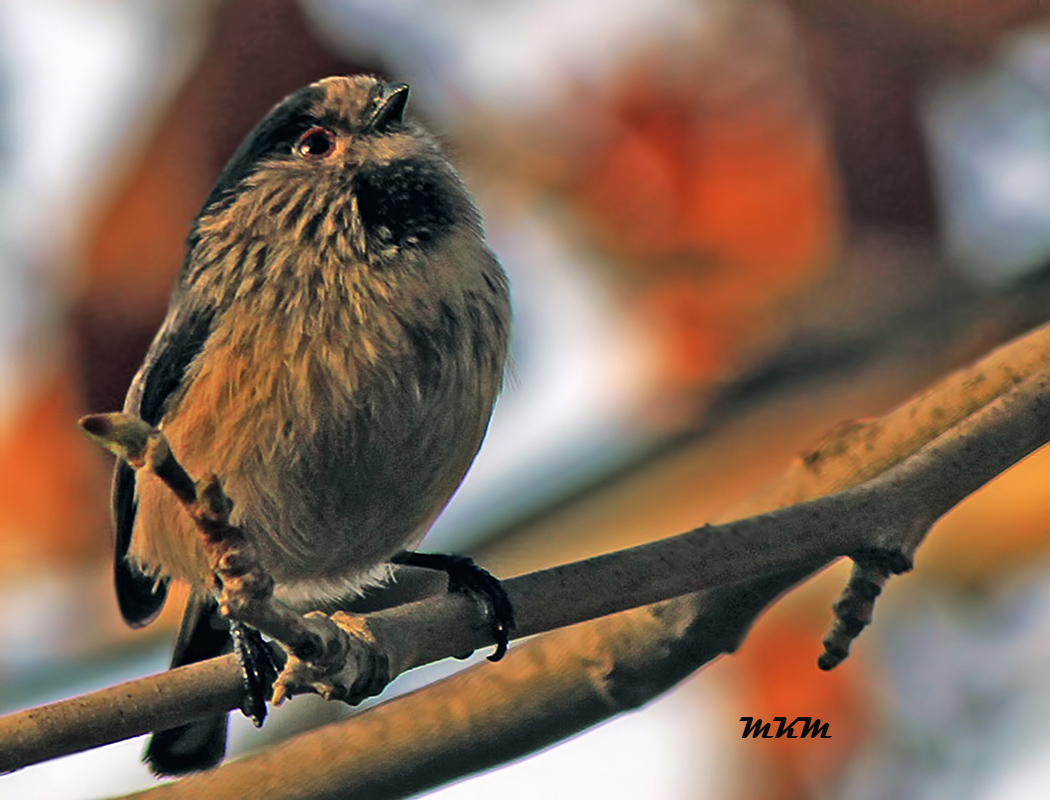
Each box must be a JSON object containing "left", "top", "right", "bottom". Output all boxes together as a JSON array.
[{"left": 145, "top": 595, "right": 231, "bottom": 776}]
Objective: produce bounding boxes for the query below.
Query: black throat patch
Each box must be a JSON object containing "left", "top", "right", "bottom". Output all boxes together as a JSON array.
[{"left": 354, "top": 157, "right": 461, "bottom": 253}]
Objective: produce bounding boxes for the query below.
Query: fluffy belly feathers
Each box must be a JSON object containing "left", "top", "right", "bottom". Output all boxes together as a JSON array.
[{"left": 129, "top": 308, "right": 497, "bottom": 605}]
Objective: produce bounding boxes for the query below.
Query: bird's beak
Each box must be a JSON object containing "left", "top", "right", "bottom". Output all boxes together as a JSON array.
[{"left": 364, "top": 82, "right": 410, "bottom": 132}]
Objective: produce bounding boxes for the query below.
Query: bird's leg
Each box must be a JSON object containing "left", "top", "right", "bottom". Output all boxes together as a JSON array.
[
  {"left": 80, "top": 413, "right": 396, "bottom": 706},
  {"left": 392, "top": 551, "right": 515, "bottom": 661}
]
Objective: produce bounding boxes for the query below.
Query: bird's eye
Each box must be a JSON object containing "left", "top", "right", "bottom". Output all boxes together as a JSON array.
[{"left": 295, "top": 127, "right": 335, "bottom": 159}]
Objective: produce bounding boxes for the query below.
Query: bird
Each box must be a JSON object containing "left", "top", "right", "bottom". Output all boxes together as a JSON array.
[{"left": 111, "top": 75, "right": 512, "bottom": 775}]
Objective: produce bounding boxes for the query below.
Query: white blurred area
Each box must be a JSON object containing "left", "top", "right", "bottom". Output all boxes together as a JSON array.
[
  {"left": 302, "top": 0, "right": 722, "bottom": 117},
  {"left": 426, "top": 679, "right": 734, "bottom": 800},
  {"left": 924, "top": 24, "right": 1050, "bottom": 286},
  {"left": 838, "top": 573, "right": 1050, "bottom": 800}
]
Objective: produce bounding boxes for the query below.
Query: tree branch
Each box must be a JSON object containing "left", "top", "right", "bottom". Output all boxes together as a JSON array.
[
  {"left": 5, "top": 320, "right": 1050, "bottom": 796},
  {"left": 109, "top": 319, "right": 1050, "bottom": 800},
  {"left": 0, "top": 472, "right": 898, "bottom": 772}
]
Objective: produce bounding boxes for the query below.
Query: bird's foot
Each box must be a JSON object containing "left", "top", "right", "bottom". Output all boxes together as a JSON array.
[
  {"left": 393, "top": 551, "right": 515, "bottom": 661},
  {"left": 271, "top": 610, "right": 391, "bottom": 706},
  {"left": 231, "top": 621, "right": 280, "bottom": 726}
]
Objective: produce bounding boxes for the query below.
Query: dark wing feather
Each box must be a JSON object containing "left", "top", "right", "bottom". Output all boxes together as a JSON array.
[{"left": 112, "top": 296, "right": 215, "bottom": 627}]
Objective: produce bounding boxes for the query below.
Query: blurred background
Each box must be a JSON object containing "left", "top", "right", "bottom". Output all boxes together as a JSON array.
[{"left": 3, "top": 0, "right": 1050, "bottom": 797}]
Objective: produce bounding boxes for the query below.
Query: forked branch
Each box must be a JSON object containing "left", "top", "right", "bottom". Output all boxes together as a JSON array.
[{"left": 112, "top": 319, "right": 1050, "bottom": 800}]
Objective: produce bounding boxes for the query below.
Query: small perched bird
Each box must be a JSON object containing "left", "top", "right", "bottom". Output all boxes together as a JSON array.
[{"left": 112, "top": 75, "right": 511, "bottom": 775}]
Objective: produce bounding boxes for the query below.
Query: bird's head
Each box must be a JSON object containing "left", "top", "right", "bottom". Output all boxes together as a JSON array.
[{"left": 190, "top": 75, "right": 474, "bottom": 267}]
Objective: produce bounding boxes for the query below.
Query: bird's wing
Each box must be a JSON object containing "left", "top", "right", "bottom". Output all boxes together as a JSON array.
[{"left": 112, "top": 295, "right": 215, "bottom": 627}]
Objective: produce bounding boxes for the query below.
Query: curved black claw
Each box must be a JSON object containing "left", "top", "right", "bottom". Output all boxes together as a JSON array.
[
  {"left": 231, "top": 622, "right": 280, "bottom": 727},
  {"left": 394, "top": 551, "right": 516, "bottom": 661}
]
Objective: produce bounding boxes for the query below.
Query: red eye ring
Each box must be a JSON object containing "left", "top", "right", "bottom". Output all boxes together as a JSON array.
[{"left": 295, "top": 126, "right": 335, "bottom": 159}]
